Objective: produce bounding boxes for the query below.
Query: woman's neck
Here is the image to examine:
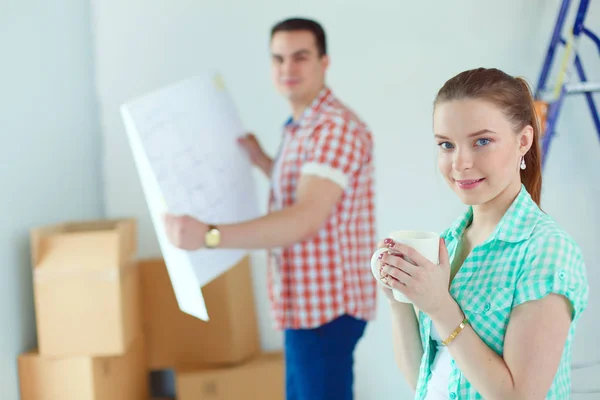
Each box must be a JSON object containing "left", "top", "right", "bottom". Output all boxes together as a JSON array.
[{"left": 468, "top": 181, "right": 522, "bottom": 241}]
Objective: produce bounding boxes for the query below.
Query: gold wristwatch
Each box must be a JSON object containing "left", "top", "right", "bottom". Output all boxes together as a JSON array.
[{"left": 204, "top": 224, "right": 221, "bottom": 249}]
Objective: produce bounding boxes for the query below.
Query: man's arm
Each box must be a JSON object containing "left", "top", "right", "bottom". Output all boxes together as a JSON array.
[
  {"left": 256, "top": 156, "right": 274, "bottom": 179},
  {"left": 166, "top": 121, "right": 369, "bottom": 251},
  {"left": 218, "top": 174, "right": 342, "bottom": 248},
  {"left": 164, "top": 174, "right": 344, "bottom": 250},
  {"left": 237, "top": 133, "right": 273, "bottom": 179}
]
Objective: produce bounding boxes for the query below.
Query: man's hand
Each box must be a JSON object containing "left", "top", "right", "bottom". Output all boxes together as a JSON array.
[
  {"left": 163, "top": 214, "right": 206, "bottom": 251},
  {"left": 237, "top": 133, "right": 273, "bottom": 177}
]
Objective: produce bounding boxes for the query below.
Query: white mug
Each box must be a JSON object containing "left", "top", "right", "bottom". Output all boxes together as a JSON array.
[{"left": 371, "top": 230, "right": 440, "bottom": 303}]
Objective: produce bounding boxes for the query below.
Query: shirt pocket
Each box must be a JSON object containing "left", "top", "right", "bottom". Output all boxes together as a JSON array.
[{"left": 460, "top": 287, "right": 514, "bottom": 354}]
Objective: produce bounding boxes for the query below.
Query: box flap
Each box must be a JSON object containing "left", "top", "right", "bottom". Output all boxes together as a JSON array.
[{"left": 31, "top": 219, "right": 136, "bottom": 272}]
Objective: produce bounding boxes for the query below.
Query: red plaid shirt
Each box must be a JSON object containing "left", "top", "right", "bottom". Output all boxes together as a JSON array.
[{"left": 267, "top": 87, "right": 377, "bottom": 330}]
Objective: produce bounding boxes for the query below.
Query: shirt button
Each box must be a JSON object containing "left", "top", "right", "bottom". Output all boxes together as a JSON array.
[
  {"left": 450, "top": 392, "right": 457, "bottom": 399},
  {"left": 484, "top": 303, "right": 491, "bottom": 312},
  {"left": 558, "top": 270, "right": 566, "bottom": 280}
]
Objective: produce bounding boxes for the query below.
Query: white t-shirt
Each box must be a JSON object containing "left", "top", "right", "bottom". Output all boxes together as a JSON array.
[{"left": 424, "top": 324, "right": 453, "bottom": 399}]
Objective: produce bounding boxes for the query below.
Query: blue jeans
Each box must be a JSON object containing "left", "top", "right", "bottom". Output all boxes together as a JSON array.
[{"left": 284, "top": 314, "right": 367, "bottom": 400}]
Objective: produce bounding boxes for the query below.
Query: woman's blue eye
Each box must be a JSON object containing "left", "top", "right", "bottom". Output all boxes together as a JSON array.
[
  {"left": 439, "top": 142, "right": 454, "bottom": 150},
  {"left": 476, "top": 138, "right": 491, "bottom": 146}
]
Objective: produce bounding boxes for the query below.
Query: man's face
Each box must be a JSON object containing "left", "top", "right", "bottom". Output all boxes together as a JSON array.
[{"left": 270, "top": 30, "right": 329, "bottom": 103}]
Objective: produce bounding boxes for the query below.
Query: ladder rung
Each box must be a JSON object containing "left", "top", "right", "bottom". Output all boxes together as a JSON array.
[
  {"left": 538, "top": 82, "right": 600, "bottom": 99},
  {"left": 565, "top": 82, "right": 600, "bottom": 94}
]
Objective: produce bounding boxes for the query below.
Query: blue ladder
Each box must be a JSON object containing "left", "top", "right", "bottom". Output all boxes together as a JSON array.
[{"left": 534, "top": 0, "right": 600, "bottom": 169}]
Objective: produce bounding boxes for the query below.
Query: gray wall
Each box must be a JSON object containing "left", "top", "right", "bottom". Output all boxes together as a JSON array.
[{"left": 0, "top": 1, "right": 103, "bottom": 398}]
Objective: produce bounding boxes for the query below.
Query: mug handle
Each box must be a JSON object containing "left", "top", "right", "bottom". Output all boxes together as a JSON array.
[{"left": 370, "top": 247, "right": 396, "bottom": 290}]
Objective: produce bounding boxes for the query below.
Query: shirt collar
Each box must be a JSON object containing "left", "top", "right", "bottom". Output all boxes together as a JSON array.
[
  {"left": 283, "top": 86, "right": 333, "bottom": 129},
  {"left": 447, "top": 184, "right": 541, "bottom": 244}
]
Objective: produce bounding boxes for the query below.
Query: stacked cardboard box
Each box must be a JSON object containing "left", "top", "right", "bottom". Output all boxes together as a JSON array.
[
  {"left": 18, "top": 218, "right": 284, "bottom": 399},
  {"left": 138, "top": 256, "right": 285, "bottom": 399},
  {"left": 18, "top": 219, "right": 148, "bottom": 400},
  {"left": 176, "top": 352, "right": 284, "bottom": 399}
]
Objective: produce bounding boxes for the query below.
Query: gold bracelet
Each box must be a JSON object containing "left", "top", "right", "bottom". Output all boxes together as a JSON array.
[{"left": 442, "top": 317, "right": 469, "bottom": 346}]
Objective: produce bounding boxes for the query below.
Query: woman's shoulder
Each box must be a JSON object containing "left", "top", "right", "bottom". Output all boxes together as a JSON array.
[
  {"left": 525, "top": 212, "right": 584, "bottom": 265},
  {"left": 507, "top": 211, "right": 589, "bottom": 322},
  {"left": 514, "top": 213, "right": 588, "bottom": 293}
]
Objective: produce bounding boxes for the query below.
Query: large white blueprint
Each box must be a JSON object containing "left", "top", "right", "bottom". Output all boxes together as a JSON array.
[{"left": 120, "top": 72, "right": 261, "bottom": 320}]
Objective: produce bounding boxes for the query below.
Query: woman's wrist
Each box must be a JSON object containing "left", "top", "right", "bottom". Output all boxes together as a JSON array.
[
  {"left": 389, "top": 299, "right": 417, "bottom": 315},
  {"left": 429, "top": 295, "right": 465, "bottom": 339}
]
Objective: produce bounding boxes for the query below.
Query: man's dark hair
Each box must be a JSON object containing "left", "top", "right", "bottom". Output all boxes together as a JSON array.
[{"left": 270, "top": 18, "right": 327, "bottom": 56}]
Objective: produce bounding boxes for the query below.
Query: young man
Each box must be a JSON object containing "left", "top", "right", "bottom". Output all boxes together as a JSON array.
[{"left": 164, "top": 17, "right": 377, "bottom": 399}]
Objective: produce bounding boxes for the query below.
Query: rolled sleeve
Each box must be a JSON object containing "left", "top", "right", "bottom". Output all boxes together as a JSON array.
[
  {"left": 301, "top": 120, "right": 370, "bottom": 190},
  {"left": 514, "top": 233, "right": 589, "bottom": 321}
]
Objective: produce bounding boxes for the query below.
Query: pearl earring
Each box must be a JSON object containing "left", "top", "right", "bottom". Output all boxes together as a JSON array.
[{"left": 520, "top": 156, "right": 526, "bottom": 170}]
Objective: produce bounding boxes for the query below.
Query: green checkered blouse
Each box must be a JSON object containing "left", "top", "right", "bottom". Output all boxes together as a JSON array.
[{"left": 415, "top": 185, "right": 589, "bottom": 399}]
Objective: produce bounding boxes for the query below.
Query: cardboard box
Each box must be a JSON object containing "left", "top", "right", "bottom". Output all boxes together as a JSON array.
[
  {"left": 30, "top": 218, "right": 142, "bottom": 357},
  {"left": 176, "top": 352, "right": 284, "bottom": 400},
  {"left": 139, "top": 255, "right": 260, "bottom": 369},
  {"left": 18, "top": 334, "right": 149, "bottom": 400}
]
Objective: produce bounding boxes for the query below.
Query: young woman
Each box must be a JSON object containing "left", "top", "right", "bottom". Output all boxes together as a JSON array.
[{"left": 375, "top": 67, "right": 589, "bottom": 399}]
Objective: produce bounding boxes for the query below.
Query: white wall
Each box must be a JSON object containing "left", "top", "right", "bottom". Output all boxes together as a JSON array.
[
  {"left": 0, "top": 1, "right": 104, "bottom": 399},
  {"left": 93, "top": 0, "right": 600, "bottom": 397}
]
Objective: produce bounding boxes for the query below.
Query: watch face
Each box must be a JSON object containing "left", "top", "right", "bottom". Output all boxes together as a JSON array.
[{"left": 206, "top": 229, "right": 220, "bottom": 247}]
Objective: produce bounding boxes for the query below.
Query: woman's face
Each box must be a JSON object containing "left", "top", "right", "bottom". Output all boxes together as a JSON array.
[{"left": 433, "top": 98, "right": 532, "bottom": 206}]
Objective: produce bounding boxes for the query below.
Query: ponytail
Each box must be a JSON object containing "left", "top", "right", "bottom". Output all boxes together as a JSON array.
[{"left": 515, "top": 77, "right": 543, "bottom": 206}]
